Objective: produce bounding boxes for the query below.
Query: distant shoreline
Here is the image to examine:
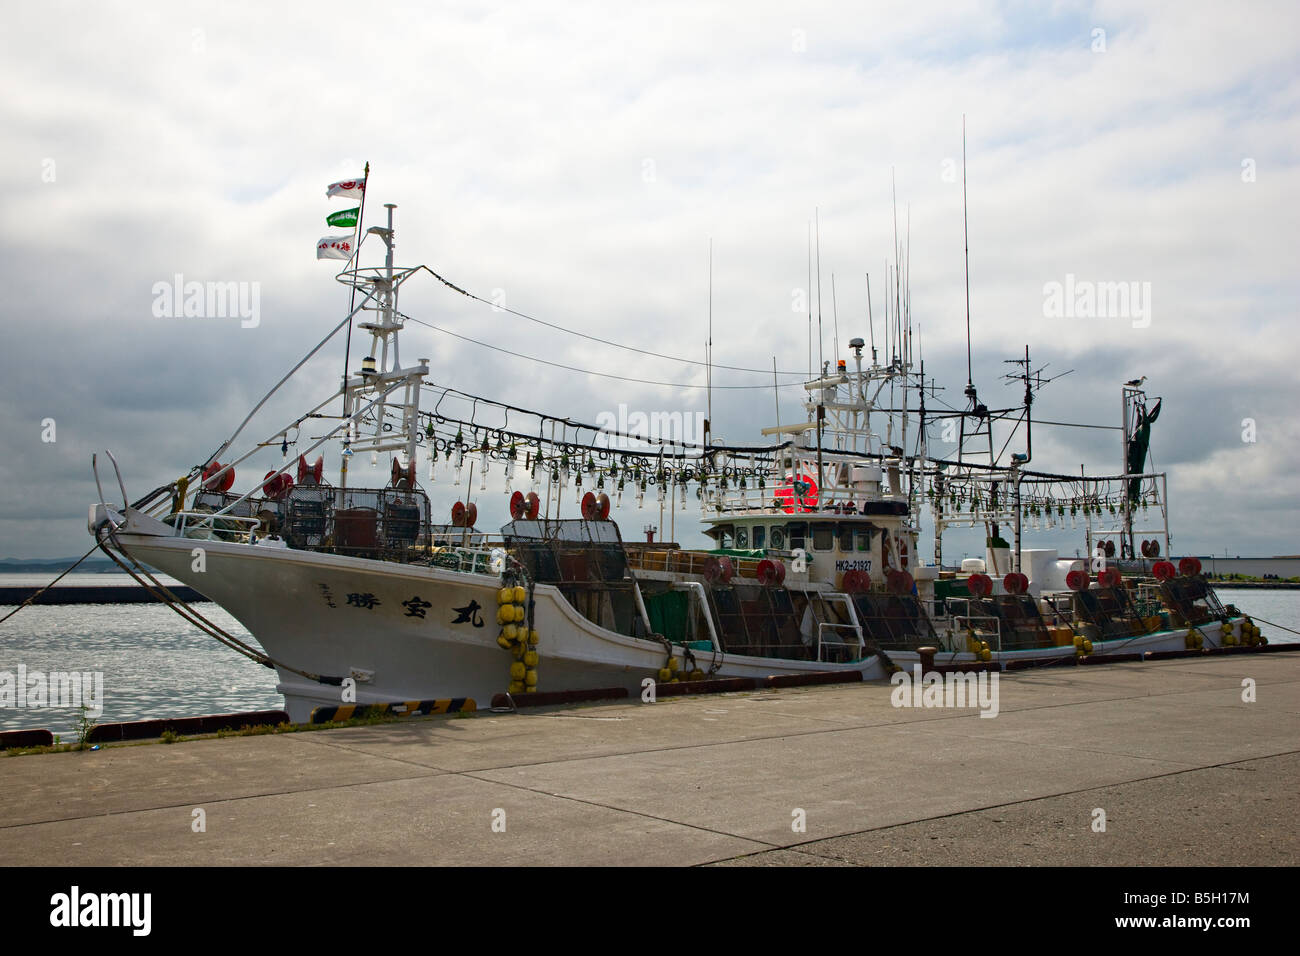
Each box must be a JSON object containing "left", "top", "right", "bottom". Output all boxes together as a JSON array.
[{"left": 1208, "top": 581, "right": 1300, "bottom": 590}]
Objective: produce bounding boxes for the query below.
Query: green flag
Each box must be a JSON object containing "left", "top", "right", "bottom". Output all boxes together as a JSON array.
[{"left": 326, "top": 207, "right": 360, "bottom": 228}]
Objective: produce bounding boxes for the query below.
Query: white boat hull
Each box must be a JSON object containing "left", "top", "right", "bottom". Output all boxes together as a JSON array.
[{"left": 105, "top": 516, "right": 1245, "bottom": 723}]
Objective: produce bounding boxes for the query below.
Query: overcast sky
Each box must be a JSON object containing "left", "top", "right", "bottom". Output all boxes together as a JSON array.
[{"left": 2, "top": 0, "right": 1297, "bottom": 561}]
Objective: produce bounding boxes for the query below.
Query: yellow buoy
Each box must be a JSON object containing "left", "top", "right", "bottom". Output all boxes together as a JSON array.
[
  {"left": 524, "top": 669, "right": 538, "bottom": 687},
  {"left": 498, "top": 587, "right": 513, "bottom": 605},
  {"left": 511, "top": 643, "right": 526, "bottom": 661},
  {"left": 508, "top": 680, "right": 524, "bottom": 694},
  {"left": 496, "top": 606, "right": 510, "bottom": 626},
  {"left": 513, "top": 604, "right": 526, "bottom": 623},
  {"left": 657, "top": 667, "right": 672, "bottom": 682},
  {"left": 688, "top": 669, "right": 704, "bottom": 681},
  {"left": 510, "top": 662, "right": 525, "bottom": 681},
  {"left": 503, "top": 623, "right": 519, "bottom": 642},
  {"left": 668, "top": 657, "right": 679, "bottom": 671},
  {"left": 527, "top": 629, "right": 540, "bottom": 645},
  {"left": 496, "top": 634, "right": 512, "bottom": 650},
  {"left": 524, "top": 650, "right": 539, "bottom": 667},
  {"left": 513, "top": 585, "right": 526, "bottom": 604}
]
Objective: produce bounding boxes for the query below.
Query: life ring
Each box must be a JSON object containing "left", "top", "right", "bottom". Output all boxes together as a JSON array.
[{"left": 774, "top": 473, "right": 818, "bottom": 514}]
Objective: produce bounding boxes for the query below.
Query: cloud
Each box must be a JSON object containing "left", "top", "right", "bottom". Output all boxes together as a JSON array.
[{"left": 1, "top": 0, "right": 1297, "bottom": 558}]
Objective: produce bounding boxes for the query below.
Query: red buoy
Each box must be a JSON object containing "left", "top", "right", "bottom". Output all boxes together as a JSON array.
[
  {"left": 595, "top": 492, "right": 610, "bottom": 520},
  {"left": 509, "top": 490, "right": 526, "bottom": 520},
  {"left": 524, "top": 492, "right": 540, "bottom": 520},
  {"left": 580, "top": 491, "right": 598, "bottom": 521}
]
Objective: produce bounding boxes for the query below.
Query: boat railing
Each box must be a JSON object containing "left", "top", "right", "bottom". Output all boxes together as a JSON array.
[
  {"left": 815, "top": 621, "right": 864, "bottom": 663},
  {"left": 949, "top": 601, "right": 1005, "bottom": 653},
  {"left": 165, "top": 511, "right": 262, "bottom": 543},
  {"left": 425, "top": 545, "right": 508, "bottom": 576}
]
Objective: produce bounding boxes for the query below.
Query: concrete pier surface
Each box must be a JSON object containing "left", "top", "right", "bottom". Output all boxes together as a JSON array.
[{"left": 1, "top": 654, "right": 1296, "bottom": 867}]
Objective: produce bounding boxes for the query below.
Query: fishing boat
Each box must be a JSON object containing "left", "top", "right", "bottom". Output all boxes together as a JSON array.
[{"left": 87, "top": 188, "right": 1266, "bottom": 722}]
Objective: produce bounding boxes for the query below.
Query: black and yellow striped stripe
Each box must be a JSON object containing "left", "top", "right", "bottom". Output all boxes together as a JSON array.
[{"left": 309, "top": 697, "right": 475, "bottom": 724}]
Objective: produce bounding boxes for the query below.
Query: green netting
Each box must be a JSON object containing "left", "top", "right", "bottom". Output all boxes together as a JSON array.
[
  {"left": 643, "top": 589, "right": 690, "bottom": 642},
  {"left": 709, "top": 548, "right": 766, "bottom": 559}
]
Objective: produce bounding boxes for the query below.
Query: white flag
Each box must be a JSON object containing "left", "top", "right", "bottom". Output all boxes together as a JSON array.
[
  {"left": 316, "top": 235, "right": 356, "bottom": 260},
  {"left": 326, "top": 178, "right": 366, "bottom": 200}
]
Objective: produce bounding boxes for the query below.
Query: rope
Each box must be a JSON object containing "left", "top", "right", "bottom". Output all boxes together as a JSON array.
[
  {"left": 417, "top": 265, "right": 808, "bottom": 377},
  {"left": 0, "top": 542, "right": 101, "bottom": 625},
  {"left": 1245, "top": 615, "right": 1300, "bottom": 638},
  {"left": 94, "top": 523, "right": 346, "bottom": 686}
]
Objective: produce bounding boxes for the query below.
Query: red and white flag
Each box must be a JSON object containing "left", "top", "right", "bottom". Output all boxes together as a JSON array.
[
  {"left": 326, "top": 178, "right": 366, "bottom": 200},
  {"left": 316, "top": 235, "right": 356, "bottom": 260}
]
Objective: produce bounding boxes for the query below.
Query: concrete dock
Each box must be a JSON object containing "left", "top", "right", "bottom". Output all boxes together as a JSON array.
[{"left": 1, "top": 653, "right": 1296, "bottom": 866}]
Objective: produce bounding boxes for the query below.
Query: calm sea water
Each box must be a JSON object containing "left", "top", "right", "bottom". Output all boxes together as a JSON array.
[{"left": 0, "top": 576, "right": 1296, "bottom": 740}]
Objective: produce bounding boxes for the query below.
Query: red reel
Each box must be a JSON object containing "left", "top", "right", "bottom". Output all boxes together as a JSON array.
[
  {"left": 580, "top": 492, "right": 598, "bottom": 521},
  {"left": 524, "top": 492, "right": 540, "bottom": 520},
  {"left": 1066, "top": 569, "right": 1090, "bottom": 591},
  {"left": 757, "top": 559, "right": 785, "bottom": 587},
  {"left": 1178, "top": 557, "right": 1202, "bottom": 577},
  {"left": 509, "top": 491, "right": 526, "bottom": 520},
  {"left": 595, "top": 492, "right": 610, "bottom": 520},
  {"left": 967, "top": 572, "right": 993, "bottom": 598},
  {"left": 1152, "top": 561, "right": 1176, "bottom": 582},
  {"left": 887, "top": 569, "right": 914, "bottom": 595},
  {"left": 451, "top": 501, "right": 466, "bottom": 526}
]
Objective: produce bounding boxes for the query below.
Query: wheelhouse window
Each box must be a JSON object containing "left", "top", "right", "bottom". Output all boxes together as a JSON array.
[
  {"left": 787, "top": 522, "right": 807, "bottom": 551},
  {"left": 812, "top": 523, "right": 834, "bottom": 552},
  {"left": 735, "top": 526, "right": 749, "bottom": 548},
  {"left": 753, "top": 525, "right": 766, "bottom": 550},
  {"left": 838, "top": 524, "right": 854, "bottom": 551},
  {"left": 856, "top": 528, "right": 873, "bottom": 552}
]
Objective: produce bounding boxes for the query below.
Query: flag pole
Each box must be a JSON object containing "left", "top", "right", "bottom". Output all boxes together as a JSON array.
[
  {"left": 339, "top": 161, "right": 370, "bottom": 499},
  {"left": 340, "top": 160, "right": 370, "bottom": 396}
]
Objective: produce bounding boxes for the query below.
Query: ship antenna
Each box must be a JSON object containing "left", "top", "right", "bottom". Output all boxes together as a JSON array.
[
  {"left": 815, "top": 208, "right": 824, "bottom": 377},
  {"left": 865, "top": 272, "right": 876, "bottom": 363},
  {"left": 807, "top": 222, "right": 813, "bottom": 378},
  {"left": 831, "top": 272, "right": 840, "bottom": 363},
  {"left": 962, "top": 116, "right": 974, "bottom": 393},
  {"left": 706, "top": 237, "right": 713, "bottom": 446}
]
